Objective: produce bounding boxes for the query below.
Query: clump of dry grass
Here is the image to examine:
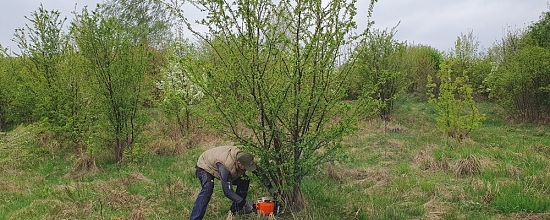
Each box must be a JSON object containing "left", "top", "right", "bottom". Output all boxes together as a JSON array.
[
  {"left": 147, "top": 116, "right": 229, "bottom": 156},
  {"left": 506, "top": 165, "right": 522, "bottom": 179},
  {"left": 533, "top": 144, "right": 550, "bottom": 158},
  {"left": 413, "top": 149, "right": 449, "bottom": 171},
  {"left": 325, "top": 162, "right": 343, "bottom": 181},
  {"left": 454, "top": 155, "right": 481, "bottom": 177},
  {"left": 0, "top": 179, "right": 27, "bottom": 193},
  {"left": 122, "top": 172, "right": 153, "bottom": 186},
  {"left": 226, "top": 211, "right": 234, "bottom": 220},
  {"left": 105, "top": 189, "right": 144, "bottom": 209},
  {"left": 67, "top": 152, "right": 98, "bottom": 177},
  {"left": 481, "top": 184, "right": 499, "bottom": 204},
  {"left": 380, "top": 121, "right": 407, "bottom": 133},
  {"left": 423, "top": 197, "right": 452, "bottom": 219},
  {"left": 129, "top": 208, "right": 145, "bottom": 220},
  {"left": 38, "top": 131, "right": 54, "bottom": 147},
  {"left": 325, "top": 162, "right": 389, "bottom": 185},
  {"left": 385, "top": 139, "right": 404, "bottom": 148},
  {"left": 150, "top": 138, "right": 188, "bottom": 156}
]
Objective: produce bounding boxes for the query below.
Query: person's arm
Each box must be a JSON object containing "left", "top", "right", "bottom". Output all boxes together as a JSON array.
[{"left": 216, "top": 162, "right": 244, "bottom": 204}]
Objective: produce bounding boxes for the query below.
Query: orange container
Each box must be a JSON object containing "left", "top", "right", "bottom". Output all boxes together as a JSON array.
[{"left": 256, "top": 197, "right": 275, "bottom": 216}]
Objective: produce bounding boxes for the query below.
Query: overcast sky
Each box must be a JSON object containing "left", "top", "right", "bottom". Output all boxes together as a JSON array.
[{"left": 0, "top": 0, "right": 548, "bottom": 53}]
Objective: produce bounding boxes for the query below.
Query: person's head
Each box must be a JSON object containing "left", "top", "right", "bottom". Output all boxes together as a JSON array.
[{"left": 236, "top": 152, "right": 257, "bottom": 172}]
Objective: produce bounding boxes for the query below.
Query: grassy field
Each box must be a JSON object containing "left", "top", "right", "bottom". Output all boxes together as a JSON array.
[{"left": 1, "top": 96, "right": 549, "bottom": 219}]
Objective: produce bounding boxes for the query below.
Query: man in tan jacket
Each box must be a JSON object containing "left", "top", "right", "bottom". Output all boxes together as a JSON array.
[{"left": 190, "top": 146, "right": 274, "bottom": 220}]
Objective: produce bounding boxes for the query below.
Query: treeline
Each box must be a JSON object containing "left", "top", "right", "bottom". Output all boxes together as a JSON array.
[
  {"left": 0, "top": 0, "right": 548, "bottom": 209},
  {"left": 344, "top": 12, "right": 550, "bottom": 127}
]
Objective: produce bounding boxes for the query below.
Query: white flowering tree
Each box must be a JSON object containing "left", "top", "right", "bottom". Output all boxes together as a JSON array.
[{"left": 159, "top": 41, "right": 205, "bottom": 136}]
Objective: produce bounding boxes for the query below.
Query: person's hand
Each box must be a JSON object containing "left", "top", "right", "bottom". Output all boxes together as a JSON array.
[{"left": 245, "top": 200, "right": 255, "bottom": 211}]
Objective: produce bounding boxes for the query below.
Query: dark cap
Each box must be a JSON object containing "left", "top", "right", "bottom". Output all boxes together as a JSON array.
[{"left": 236, "top": 152, "right": 257, "bottom": 171}]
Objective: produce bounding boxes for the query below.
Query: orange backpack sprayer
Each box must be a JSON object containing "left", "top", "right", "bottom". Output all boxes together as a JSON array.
[{"left": 255, "top": 197, "right": 281, "bottom": 216}]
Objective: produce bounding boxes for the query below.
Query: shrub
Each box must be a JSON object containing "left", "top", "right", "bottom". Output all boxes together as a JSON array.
[
  {"left": 428, "top": 58, "right": 485, "bottom": 141},
  {"left": 349, "top": 28, "right": 408, "bottom": 120},
  {"left": 158, "top": 40, "right": 205, "bottom": 136},
  {"left": 486, "top": 45, "right": 550, "bottom": 121}
]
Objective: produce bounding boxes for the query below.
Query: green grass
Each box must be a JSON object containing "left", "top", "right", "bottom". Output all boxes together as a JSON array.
[{"left": 1, "top": 96, "right": 549, "bottom": 219}]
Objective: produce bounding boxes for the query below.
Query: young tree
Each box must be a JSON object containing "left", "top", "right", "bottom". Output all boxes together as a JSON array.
[
  {"left": 450, "top": 31, "right": 491, "bottom": 98},
  {"left": 13, "top": 4, "right": 69, "bottom": 124},
  {"left": 351, "top": 28, "right": 407, "bottom": 120},
  {"left": 179, "top": 0, "right": 376, "bottom": 210},
  {"left": 72, "top": 9, "right": 151, "bottom": 162},
  {"left": 158, "top": 40, "right": 205, "bottom": 136},
  {"left": 402, "top": 45, "right": 442, "bottom": 98},
  {"left": 100, "top": 0, "right": 173, "bottom": 47},
  {"left": 428, "top": 59, "right": 484, "bottom": 142}
]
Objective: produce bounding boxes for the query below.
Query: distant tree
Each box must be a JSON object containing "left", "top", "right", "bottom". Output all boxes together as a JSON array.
[
  {"left": 451, "top": 31, "right": 479, "bottom": 72},
  {"left": 100, "top": 0, "right": 172, "bottom": 47},
  {"left": 351, "top": 28, "right": 408, "bottom": 120},
  {"left": 72, "top": 9, "right": 151, "bottom": 162},
  {"left": 486, "top": 45, "right": 550, "bottom": 121},
  {"left": 487, "top": 29, "right": 524, "bottom": 65},
  {"left": 0, "top": 51, "right": 7, "bottom": 130},
  {"left": 0, "top": 56, "right": 36, "bottom": 128},
  {"left": 526, "top": 11, "right": 550, "bottom": 49},
  {"left": 449, "top": 31, "right": 492, "bottom": 98},
  {"left": 13, "top": 4, "right": 68, "bottom": 124},
  {"left": 158, "top": 40, "right": 205, "bottom": 136},
  {"left": 485, "top": 11, "right": 550, "bottom": 122},
  {"left": 402, "top": 45, "right": 442, "bottom": 98},
  {"left": 0, "top": 44, "right": 7, "bottom": 56}
]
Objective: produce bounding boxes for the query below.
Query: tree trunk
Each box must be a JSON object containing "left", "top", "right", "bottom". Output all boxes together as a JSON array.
[
  {"left": 282, "top": 183, "right": 305, "bottom": 212},
  {"left": 176, "top": 111, "right": 187, "bottom": 137},
  {"left": 115, "top": 138, "right": 123, "bottom": 162},
  {"left": 185, "top": 108, "right": 190, "bottom": 135},
  {"left": 0, "top": 112, "right": 4, "bottom": 131}
]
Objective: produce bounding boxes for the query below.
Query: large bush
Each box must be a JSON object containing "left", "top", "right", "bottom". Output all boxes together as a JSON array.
[
  {"left": 486, "top": 11, "right": 550, "bottom": 121},
  {"left": 487, "top": 45, "right": 550, "bottom": 121},
  {"left": 349, "top": 28, "right": 408, "bottom": 120},
  {"left": 402, "top": 45, "right": 442, "bottom": 99}
]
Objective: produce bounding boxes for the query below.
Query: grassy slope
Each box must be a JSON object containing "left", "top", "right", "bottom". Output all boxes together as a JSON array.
[{"left": 0, "top": 97, "right": 549, "bottom": 219}]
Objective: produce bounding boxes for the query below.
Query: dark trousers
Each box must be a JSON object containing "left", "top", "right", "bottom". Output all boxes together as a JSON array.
[{"left": 189, "top": 168, "right": 250, "bottom": 220}]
